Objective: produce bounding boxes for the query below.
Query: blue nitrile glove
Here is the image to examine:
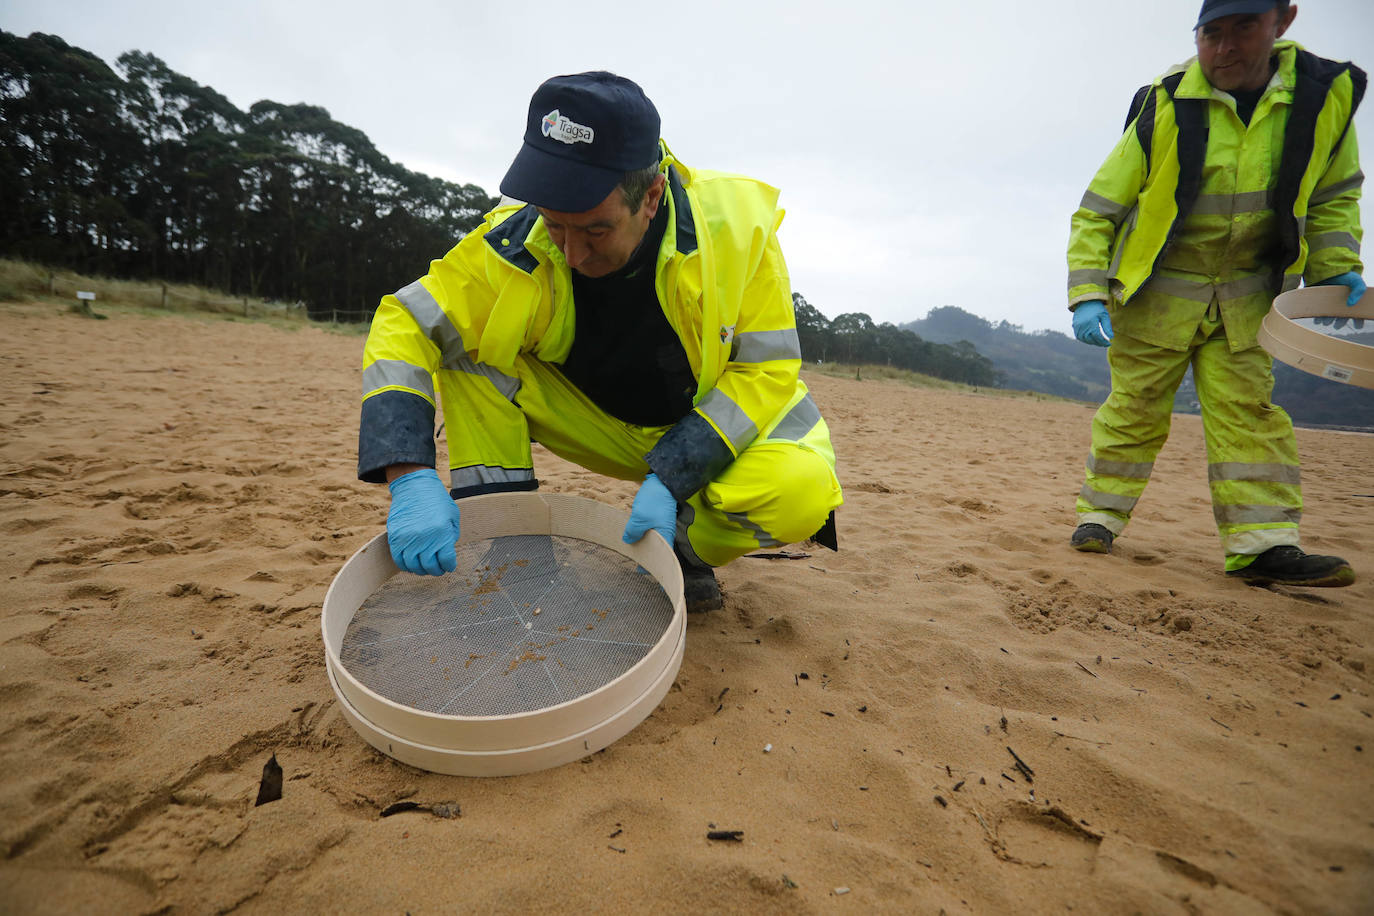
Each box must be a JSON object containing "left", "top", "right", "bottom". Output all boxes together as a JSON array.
[
  {"left": 386, "top": 468, "right": 461, "bottom": 576},
  {"left": 1313, "top": 272, "right": 1367, "bottom": 330},
  {"left": 622, "top": 473, "right": 677, "bottom": 549},
  {"left": 1072, "top": 300, "right": 1114, "bottom": 347}
]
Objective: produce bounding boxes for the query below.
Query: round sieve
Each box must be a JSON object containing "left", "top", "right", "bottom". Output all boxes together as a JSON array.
[
  {"left": 321, "top": 491, "right": 685, "bottom": 776},
  {"left": 1257, "top": 286, "right": 1374, "bottom": 388}
]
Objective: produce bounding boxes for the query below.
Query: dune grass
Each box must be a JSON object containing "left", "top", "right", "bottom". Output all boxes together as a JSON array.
[{"left": 0, "top": 257, "right": 329, "bottom": 331}]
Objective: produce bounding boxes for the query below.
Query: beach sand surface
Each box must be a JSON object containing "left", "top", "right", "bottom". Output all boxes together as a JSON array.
[{"left": 1, "top": 302, "right": 1370, "bottom": 913}]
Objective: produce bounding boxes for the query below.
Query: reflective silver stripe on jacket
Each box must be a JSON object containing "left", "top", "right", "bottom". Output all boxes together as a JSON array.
[
  {"left": 1087, "top": 454, "right": 1154, "bottom": 479},
  {"left": 1207, "top": 462, "right": 1301, "bottom": 485},
  {"left": 1190, "top": 189, "right": 1273, "bottom": 215},
  {"left": 1080, "top": 190, "right": 1130, "bottom": 224},
  {"left": 1079, "top": 485, "right": 1138, "bottom": 514},
  {"left": 1068, "top": 268, "right": 1109, "bottom": 290},
  {"left": 1216, "top": 274, "right": 1272, "bottom": 300},
  {"left": 445, "top": 352, "right": 521, "bottom": 401},
  {"left": 395, "top": 280, "right": 465, "bottom": 354},
  {"left": 1309, "top": 171, "right": 1364, "bottom": 206},
  {"left": 449, "top": 465, "right": 535, "bottom": 491},
  {"left": 1213, "top": 504, "right": 1302, "bottom": 526},
  {"left": 697, "top": 389, "right": 757, "bottom": 452},
  {"left": 362, "top": 358, "right": 435, "bottom": 400},
  {"left": 768, "top": 394, "right": 822, "bottom": 442},
  {"left": 1145, "top": 273, "right": 1271, "bottom": 303},
  {"left": 731, "top": 328, "right": 801, "bottom": 363},
  {"left": 1145, "top": 275, "right": 1213, "bottom": 303},
  {"left": 1306, "top": 230, "right": 1361, "bottom": 255}
]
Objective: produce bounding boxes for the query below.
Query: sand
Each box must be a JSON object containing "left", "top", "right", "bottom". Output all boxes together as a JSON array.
[{"left": 0, "top": 301, "right": 1370, "bottom": 914}]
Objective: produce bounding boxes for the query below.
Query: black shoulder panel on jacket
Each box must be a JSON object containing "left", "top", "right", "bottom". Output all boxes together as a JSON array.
[
  {"left": 1274, "top": 50, "right": 1358, "bottom": 284},
  {"left": 484, "top": 205, "right": 540, "bottom": 274},
  {"left": 667, "top": 166, "right": 698, "bottom": 256},
  {"left": 357, "top": 389, "right": 437, "bottom": 483},
  {"left": 1133, "top": 85, "right": 1160, "bottom": 166},
  {"left": 1155, "top": 72, "right": 1206, "bottom": 269},
  {"left": 1125, "top": 83, "right": 1152, "bottom": 134},
  {"left": 1349, "top": 64, "right": 1368, "bottom": 114},
  {"left": 1332, "top": 61, "right": 1366, "bottom": 154}
]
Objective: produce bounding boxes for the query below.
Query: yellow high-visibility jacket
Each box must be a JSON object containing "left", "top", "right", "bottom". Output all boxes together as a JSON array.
[
  {"left": 1067, "top": 42, "right": 1365, "bottom": 349},
  {"left": 358, "top": 143, "right": 807, "bottom": 501}
]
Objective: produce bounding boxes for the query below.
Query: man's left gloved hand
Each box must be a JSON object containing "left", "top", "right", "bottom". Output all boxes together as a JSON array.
[
  {"left": 622, "top": 473, "right": 677, "bottom": 548},
  {"left": 1313, "top": 272, "right": 1367, "bottom": 330}
]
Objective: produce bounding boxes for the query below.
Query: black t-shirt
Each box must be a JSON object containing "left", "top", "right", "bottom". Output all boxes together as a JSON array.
[
  {"left": 558, "top": 203, "right": 697, "bottom": 426},
  {"left": 1230, "top": 58, "right": 1278, "bottom": 126}
]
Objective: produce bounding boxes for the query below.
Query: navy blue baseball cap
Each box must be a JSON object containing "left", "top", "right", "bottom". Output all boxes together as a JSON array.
[
  {"left": 500, "top": 71, "right": 661, "bottom": 212},
  {"left": 1196, "top": 0, "right": 1279, "bottom": 28}
]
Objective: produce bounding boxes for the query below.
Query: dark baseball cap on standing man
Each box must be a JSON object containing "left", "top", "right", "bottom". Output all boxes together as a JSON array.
[
  {"left": 499, "top": 71, "right": 662, "bottom": 212},
  {"left": 1195, "top": 0, "right": 1279, "bottom": 28}
]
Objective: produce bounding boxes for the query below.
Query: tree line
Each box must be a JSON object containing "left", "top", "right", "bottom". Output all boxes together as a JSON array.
[
  {"left": 0, "top": 31, "right": 496, "bottom": 321},
  {"left": 794, "top": 295, "right": 1003, "bottom": 386},
  {"left": 1, "top": 31, "right": 1002, "bottom": 388}
]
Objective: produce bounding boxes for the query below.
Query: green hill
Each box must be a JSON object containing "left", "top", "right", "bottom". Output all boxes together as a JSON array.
[{"left": 903, "top": 306, "right": 1374, "bottom": 431}]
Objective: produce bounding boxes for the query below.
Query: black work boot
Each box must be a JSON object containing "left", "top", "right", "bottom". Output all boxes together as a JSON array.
[
  {"left": 1070, "top": 523, "right": 1114, "bottom": 554},
  {"left": 1226, "top": 546, "right": 1355, "bottom": 588},
  {"left": 676, "top": 548, "right": 722, "bottom": 613}
]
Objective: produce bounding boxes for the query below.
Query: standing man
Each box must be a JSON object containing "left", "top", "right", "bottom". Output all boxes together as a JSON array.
[
  {"left": 1066, "top": 1, "right": 1363, "bottom": 586},
  {"left": 358, "top": 72, "right": 842, "bottom": 611}
]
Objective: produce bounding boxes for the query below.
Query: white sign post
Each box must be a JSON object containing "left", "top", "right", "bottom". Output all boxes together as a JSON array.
[{"left": 72, "top": 290, "right": 106, "bottom": 319}]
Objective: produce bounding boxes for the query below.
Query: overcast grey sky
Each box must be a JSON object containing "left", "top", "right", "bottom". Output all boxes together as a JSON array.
[{"left": 6, "top": 0, "right": 1372, "bottom": 333}]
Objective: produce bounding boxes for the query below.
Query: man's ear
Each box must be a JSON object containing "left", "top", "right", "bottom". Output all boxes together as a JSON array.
[
  {"left": 643, "top": 173, "right": 667, "bottom": 218},
  {"left": 1276, "top": 3, "right": 1298, "bottom": 38}
]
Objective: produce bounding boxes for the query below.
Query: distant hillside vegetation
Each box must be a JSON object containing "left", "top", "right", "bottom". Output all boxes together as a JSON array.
[{"left": 904, "top": 306, "right": 1374, "bottom": 430}]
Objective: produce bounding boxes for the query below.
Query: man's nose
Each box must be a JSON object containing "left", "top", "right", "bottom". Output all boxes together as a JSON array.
[{"left": 561, "top": 235, "right": 588, "bottom": 269}]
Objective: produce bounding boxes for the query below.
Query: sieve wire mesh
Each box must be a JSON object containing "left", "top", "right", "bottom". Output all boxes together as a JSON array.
[{"left": 339, "top": 534, "right": 675, "bottom": 716}]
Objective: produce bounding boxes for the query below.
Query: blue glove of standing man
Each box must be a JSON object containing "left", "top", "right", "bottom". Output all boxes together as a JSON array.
[
  {"left": 386, "top": 468, "right": 462, "bottom": 575},
  {"left": 622, "top": 473, "right": 677, "bottom": 549},
  {"left": 1072, "top": 300, "right": 1114, "bottom": 347},
  {"left": 1313, "top": 272, "right": 1367, "bottom": 330}
]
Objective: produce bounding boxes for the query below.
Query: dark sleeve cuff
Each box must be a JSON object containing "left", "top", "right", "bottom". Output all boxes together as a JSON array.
[
  {"left": 357, "top": 390, "right": 437, "bottom": 483},
  {"left": 645, "top": 410, "right": 736, "bottom": 502}
]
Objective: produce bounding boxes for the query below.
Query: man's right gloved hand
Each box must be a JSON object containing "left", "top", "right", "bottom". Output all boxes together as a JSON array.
[
  {"left": 1072, "top": 300, "right": 1114, "bottom": 347},
  {"left": 386, "top": 468, "right": 461, "bottom": 575}
]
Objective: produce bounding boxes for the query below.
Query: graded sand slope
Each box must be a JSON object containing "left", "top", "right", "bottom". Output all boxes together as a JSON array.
[{"left": 1, "top": 302, "right": 1370, "bottom": 913}]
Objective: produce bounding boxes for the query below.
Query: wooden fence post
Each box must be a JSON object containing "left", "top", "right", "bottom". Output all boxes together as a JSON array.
[{"left": 161, "top": 284, "right": 167, "bottom": 308}]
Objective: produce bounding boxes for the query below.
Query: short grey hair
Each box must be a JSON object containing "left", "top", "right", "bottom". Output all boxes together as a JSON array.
[{"left": 618, "top": 163, "right": 662, "bottom": 213}]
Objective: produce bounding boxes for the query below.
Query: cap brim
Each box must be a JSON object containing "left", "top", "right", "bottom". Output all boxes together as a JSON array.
[
  {"left": 1195, "top": 0, "right": 1277, "bottom": 28},
  {"left": 499, "top": 141, "right": 623, "bottom": 212}
]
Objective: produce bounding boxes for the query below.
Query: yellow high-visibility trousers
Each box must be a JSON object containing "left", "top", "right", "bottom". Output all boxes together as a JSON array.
[
  {"left": 1076, "top": 311, "right": 1302, "bottom": 563},
  {"left": 437, "top": 354, "right": 841, "bottom": 569}
]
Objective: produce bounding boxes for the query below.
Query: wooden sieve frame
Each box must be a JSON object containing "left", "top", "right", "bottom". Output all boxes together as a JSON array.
[
  {"left": 1256, "top": 286, "right": 1374, "bottom": 389},
  {"left": 321, "top": 491, "right": 686, "bottom": 777}
]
